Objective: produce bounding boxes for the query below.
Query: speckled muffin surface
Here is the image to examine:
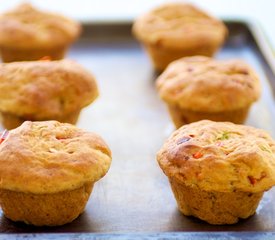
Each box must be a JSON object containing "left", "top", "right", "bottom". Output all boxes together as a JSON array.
[
  {"left": 0, "top": 3, "right": 81, "bottom": 49},
  {"left": 132, "top": 3, "right": 227, "bottom": 50},
  {"left": 0, "top": 121, "right": 112, "bottom": 194},
  {"left": 156, "top": 56, "right": 261, "bottom": 112},
  {"left": 0, "top": 59, "right": 98, "bottom": 121},
  {"left": 157, "top": 120, "right": 275, "bottom": 193}
]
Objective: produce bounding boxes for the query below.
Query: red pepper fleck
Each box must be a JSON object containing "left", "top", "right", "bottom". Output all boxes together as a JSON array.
[
  {"left": 0, "top": 130, "right": 9, "bottom": 144},
  {"left": 189, "top": 134, "right": 195, "bottom": 138},
  {"left": 193, "top": 152, "right": 203, "bottom": 159},
  {"left": 56, "top": 136, "right": 66, "bottom": 140},
  {"left": 248, "top": 172, "right": 266, "bottom": 185},
  {"left": 248, "top": 176, "right": 257, "bottom": 185},
  {"left": 40, "top": 56, "right": 51, "bottom": 61}
]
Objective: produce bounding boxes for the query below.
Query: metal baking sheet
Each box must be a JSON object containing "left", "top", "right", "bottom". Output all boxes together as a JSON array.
[{"left": 0, "top": 20, "right": 275, "bottom": 239}]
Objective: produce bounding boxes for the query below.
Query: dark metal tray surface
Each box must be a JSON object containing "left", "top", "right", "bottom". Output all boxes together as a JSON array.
[{"left": 0, "top": 20, "right": 275, "bottom": 239}]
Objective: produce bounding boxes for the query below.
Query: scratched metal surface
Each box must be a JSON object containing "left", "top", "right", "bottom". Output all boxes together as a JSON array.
[{"left": 0, "top": 21, "right": 275, "bottom": 238}]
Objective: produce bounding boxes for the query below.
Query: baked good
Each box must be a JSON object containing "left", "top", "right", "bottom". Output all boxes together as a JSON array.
[
  {"left": 156, "top": 56, "right": 260, "bottom": 128},
  {"left": 0, "top": 59, "right": 98, "bottom": 129},
  {"left": 132, "top": 3, "right": 227, "bottom": 71},
  {"left": 0, "top": 3, "right": 81, "bottom": 62},
  {"left": 0, "top": 120, "right": 112, "bottom": 226},
  {"left": 157, "top": 120, "right": 275, "bottom": 224}
]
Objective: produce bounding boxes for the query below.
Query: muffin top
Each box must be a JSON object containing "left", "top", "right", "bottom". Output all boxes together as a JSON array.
[
  {"left": 156, "top": 56, "right": 260, "bottom": 112},
  {"left": 0, "top": 3, "right": 81, "bottom": 49},
  {"left": 132, "top": 3, "right": 227, "bottom": 49},
  {"left": 0, "top": 121, "right": 112, "bottom": 194},
  {"left": 157, "top": 120, "right": 275, "bottom": 193},
  {"left": 0, "top": 59, "right": 98, "bottom": 119}
]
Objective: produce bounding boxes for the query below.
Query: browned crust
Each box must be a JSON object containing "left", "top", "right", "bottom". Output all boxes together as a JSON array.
[
  {"left": 0, "top": 121, "right": 112, "bottom": 194},
  {"left": 133, "top": 3, "right": 227, "bottom": 49},
  {"left": 156, "top": 56, "right": 260, "bottom": 111},
  {"left": 0, "top": 3, "right": 81, "bottom": 48},
  {"left": 157, "top": 120, "right": 275, "bottom": 192},
  {"left": 0, "top": 59, "right": 98, "bottom": 120}
]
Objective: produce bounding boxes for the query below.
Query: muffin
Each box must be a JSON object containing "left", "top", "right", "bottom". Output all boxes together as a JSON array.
[
  {"left": 0, "top": 59, "right": 98, "bottom": 129},
  {"left": 0, "top": 3, "right": 81, "bottom": 62},
  {"left": 157, "top": 120, "right": 275, "bottom": 224},
  {"left": 0, "top": 120, "right": 112, "bottom": 226},
  {"left": 156, "top": 56, "right": 260, "bottom": 128},
  {"left": 132, "top": 2, "right": 227, "bottom": 71}
]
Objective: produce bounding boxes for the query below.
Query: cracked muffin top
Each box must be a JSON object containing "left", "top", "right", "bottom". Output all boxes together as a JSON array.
[
  {"left": 156, "top": 56, "right": 260, "bottom": 112},
  {"left": 0, "top": 59, "right": 98, "bottom": 119},
  {"left": 0, "top": 121, "right": 112, "bottom": 194},
  {"left": 132, "top": 2, "right": 227, "bottom": 49},
  {"left": 157, "top": 120, "right": 275, "bottom": 193},
  {"left": 0, "top": 3, "right": 81, "bottom": 49}
]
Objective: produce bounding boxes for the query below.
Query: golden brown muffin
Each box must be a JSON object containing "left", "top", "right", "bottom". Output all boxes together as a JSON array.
[
  {"left": 0, "top": 120, "right": 112, "bottom": 226},
  {"left": 132, "top": 3, "right": 227, "bottom": 71},
  {"left": 156, "top": 56, "right": 260, "bottom": 128},
  {"left": 157, "top": 120, "right": 275, "bottom": 224},
  {"left": 0, "top": 59, "right": 98, "bottom": 129},
  {"left": 0, "top": 3, "right": 81, "bottom": 62}
]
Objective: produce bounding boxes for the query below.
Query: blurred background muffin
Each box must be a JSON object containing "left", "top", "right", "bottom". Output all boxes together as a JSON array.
[
  {"left": 132, "top": 2, "right": 227, "bottom": 71},
  {"left": 157, "top": 120, "right": 275, "bottom": 224},
  {"left": 0, "top": 121, "right": 112, "bottom": 226},
  {"left": 0, "top": 3, "right": 81, "bottom": 62},
  {"left": 156, "top": 56, "right": 261, "bottom": 128},
  {"left": 0, "top": 59, "right": 98, "bottom": 129}
]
